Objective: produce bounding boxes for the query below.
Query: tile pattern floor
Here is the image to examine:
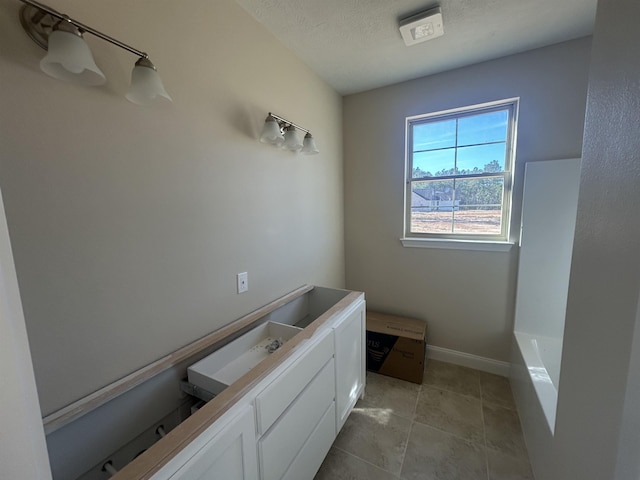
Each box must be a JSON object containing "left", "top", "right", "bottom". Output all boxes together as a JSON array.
[{"left": 315, "top": 360, "right": 533, "bottom": 480}]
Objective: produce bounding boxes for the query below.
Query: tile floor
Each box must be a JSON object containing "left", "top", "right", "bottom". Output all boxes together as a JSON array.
[{"left": 315, "top": 360, "right": 533, "bottom": 480}]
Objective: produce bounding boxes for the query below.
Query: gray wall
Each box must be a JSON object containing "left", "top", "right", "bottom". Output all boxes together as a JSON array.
[
  {"left": 343, "top": 38, "right": 592, "bottom": 362},
  {"left": 0, "top": 0, "right": 344, "bottom": 419},
  {"left": 553, "top": 0, "right": 640, "bottom": 477},
  {"left": 0, "top": 190, "right": 51, "bottom": 479}
]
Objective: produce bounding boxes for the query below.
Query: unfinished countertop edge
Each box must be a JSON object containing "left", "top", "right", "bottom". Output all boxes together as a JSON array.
[
  {"left": 42, "top": 284, "right": 315, "bottom": 434},
  {"left": 113, "top": 289, "right": 365, "bottom": 480}
]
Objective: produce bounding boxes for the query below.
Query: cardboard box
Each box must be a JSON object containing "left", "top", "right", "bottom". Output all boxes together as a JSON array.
[{"left": 366, "top": 311, "right": 427, "bottom": 384}]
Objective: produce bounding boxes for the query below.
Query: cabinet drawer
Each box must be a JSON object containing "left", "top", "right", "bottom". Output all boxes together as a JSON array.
[
  {"left": 255, "top": 329, "right": 333, "bottom": 434},
  {"left": 259, "top": 358, "right": 335, "bottom": 480},
  {"left": 281, "top": 402, "right": 336, "bottom": 480}
]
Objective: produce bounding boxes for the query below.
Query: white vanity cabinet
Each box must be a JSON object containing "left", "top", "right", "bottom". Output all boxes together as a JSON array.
[
  {"left": 258, "top": 356, "right": 335, "bottom": 480},
  {"left": 254, "top": 330, "right": 334, "bottom": 436},
  {"left": 118, "top": 287, "right": 364, "bottom": 480},
  {"left": 154, "top": 405, "right": 258, "bottom": 480},
  {"left": 333, "top": 303, "right": 366, "bottom": 431}
]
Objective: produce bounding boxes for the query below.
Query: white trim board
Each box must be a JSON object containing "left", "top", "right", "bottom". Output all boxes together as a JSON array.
[
  {"left": 400, "top": 238, "right": 515, "bottom": 252},
  {"left": 427, "top": 345, "right": 511, "bottom": 377}
]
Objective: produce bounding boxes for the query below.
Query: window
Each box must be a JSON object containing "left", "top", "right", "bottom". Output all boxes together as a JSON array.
[{"left": 405, "top": 99, "right": 518, "bottom": 243}]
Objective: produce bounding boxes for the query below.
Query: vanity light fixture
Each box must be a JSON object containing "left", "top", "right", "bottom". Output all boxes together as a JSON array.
[
  {"left": 259, "top": 113, "right": 319, "bottom": 155},
  {"left": 17, "top": 0, "right": 171, "bottom": 106}
]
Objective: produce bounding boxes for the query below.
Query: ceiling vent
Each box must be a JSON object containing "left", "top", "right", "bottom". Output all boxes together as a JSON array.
[{"left": 399, "top": 7, "right": 444, "bottom": 46}]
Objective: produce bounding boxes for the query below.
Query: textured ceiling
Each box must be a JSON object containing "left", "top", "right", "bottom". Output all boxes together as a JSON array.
[{"left": 234, "top": 0, "right": 597, "bottom": 95}]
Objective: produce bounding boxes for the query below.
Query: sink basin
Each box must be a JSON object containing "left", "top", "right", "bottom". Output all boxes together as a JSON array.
[{"left": 188, "top": 321, "right": 302, "bottom": 395}]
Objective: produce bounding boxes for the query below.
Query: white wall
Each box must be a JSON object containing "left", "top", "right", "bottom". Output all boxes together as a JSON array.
[
  {"left": 553, "top": 0, "right": 640, "bottom": 477},
  {"left": 343, "top": 38, "right": 591, "bottom": 362},
  {"left": 0, "top": 0, "right": 344, "bottom": 420}
]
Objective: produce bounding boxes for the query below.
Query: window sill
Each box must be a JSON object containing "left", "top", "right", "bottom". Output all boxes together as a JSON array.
[{"left": 400, "top": 238, "right": 515, "bottom": 252}]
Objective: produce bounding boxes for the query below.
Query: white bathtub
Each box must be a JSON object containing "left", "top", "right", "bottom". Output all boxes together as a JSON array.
[
  {"left": 511, "top": 331, "right": 564, "bottom": 480},
  {"left": 510, "top": 159, "right": 580, "bottom": 479},
  {"left": 513, "top": 331, "right": 562, "bottom": 433}
]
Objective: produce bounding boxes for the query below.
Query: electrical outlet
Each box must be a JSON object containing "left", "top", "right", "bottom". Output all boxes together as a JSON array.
[{"left": 237, "top": 272, "right": 248, "bottom": 293}]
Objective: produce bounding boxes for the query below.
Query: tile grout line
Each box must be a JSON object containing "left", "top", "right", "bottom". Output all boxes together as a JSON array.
[
  {"left": 480, "top": 376, "right": 491, "bottom": 480},
  {"left": 397, "top": 383, "right": 423, "bottom": 479},
  {"left": 357, "top": 363, "right": 522, "bottom": 480},
  {"left": 332, "top": 445, "right": 402, "bottom": 478},
  {"left": 423, "top": 383, "right": 480, "bottom": 400},
  {"left": 399, "top": 421, "right": 414, "bottom": 480},
  {"left": 422, "top": 382, "right": 481, "bottom": 402},
  {"left": 426, "top": 362, "right": 518, "bottom": 410},
  {"left": 421, "top": 365, "right": 492, "bottom": 439},
  {"left": 422, "top": 363, "right": 483, "bottom": 401},
  {"left": 410, "top": 419, "right": 487, "bottom": 447},
  {"left": 416, "top": 381, "right": 487, "bottom": 446}
]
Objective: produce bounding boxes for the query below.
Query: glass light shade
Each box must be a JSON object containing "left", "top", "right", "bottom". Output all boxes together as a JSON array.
[
  {"left": 40, "top": 29, "right": 106, "bottom": 86},
  {"left": 260, "top": 115, "right": 284, "bottom": 146},
  {"left": 282, "top": 126, "right": 303, "bottom": 151},
  {"left": 125, "top": 61, "right": 172, "bottom": 106},
  {"left": 301, "top": 133, "right": 319, "bottom": 155}
]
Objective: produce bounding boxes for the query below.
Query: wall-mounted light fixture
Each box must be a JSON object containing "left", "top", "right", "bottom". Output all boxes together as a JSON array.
[
  {"left": 260, "top": 113, "right": 319, "bottom": 155},
  {"left": 17, "top": 0, "right": 171, "bottom": 106}
]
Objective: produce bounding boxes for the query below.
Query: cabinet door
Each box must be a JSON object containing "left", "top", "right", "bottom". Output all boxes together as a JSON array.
[
  {"left": 167, "top": 406, "right": 258, "bottom": 480},
  {"left": 333, "top": 302, "right": 366, "bottom": 431}
]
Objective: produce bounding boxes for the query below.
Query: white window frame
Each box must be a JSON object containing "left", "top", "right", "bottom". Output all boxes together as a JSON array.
[{"left": 402, "top": 98, "right": 518, "bottom": 248}]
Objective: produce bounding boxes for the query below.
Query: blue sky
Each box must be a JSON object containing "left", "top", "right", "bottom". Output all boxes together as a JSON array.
[{"left": 412, "top": 109, "right": 508, "bottom": 175}]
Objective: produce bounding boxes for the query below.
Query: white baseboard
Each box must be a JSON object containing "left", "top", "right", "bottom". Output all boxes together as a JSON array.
[{"left": 427, "top": 345, "right": 511, "bottom": 377}]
